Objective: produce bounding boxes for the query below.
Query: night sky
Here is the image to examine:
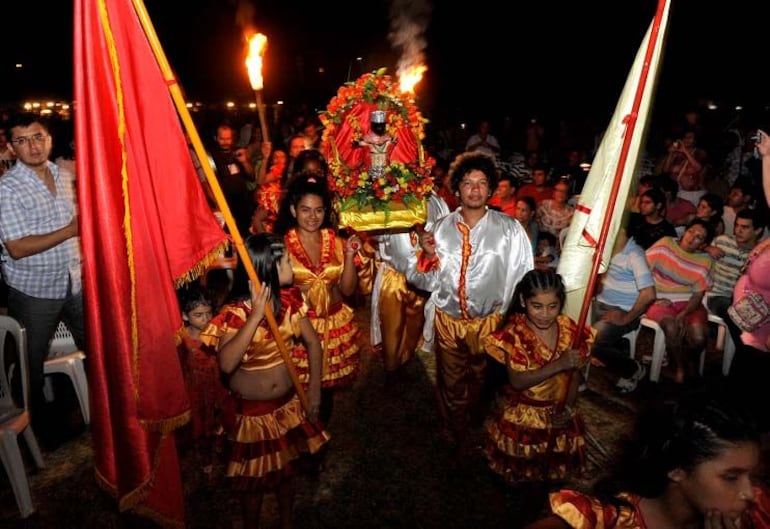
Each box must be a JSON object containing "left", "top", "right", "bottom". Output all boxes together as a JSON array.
[{"left": 2, "top": 1, "right": 768, "bottom": 130}]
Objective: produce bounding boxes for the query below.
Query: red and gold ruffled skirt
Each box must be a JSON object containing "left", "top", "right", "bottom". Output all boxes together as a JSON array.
[
  {"left": 292, "top": 301, "right": 361, "bottom": 389},
  {"left": 223, "top": 392, "right": 330, "bottom": 491},
  {"left": 483, "top": 387, "right": 585, "bottom": 483}
]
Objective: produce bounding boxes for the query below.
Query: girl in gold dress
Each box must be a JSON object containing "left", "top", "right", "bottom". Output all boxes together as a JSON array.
[
  {"left": 201, "top": 233, "right": 329, "bottom": 529},
  {"left": 275, "top": 174, "right": 362, "bottom": 425},
  {"left": 484, "top": 269, "right": 592, "bottom": 483}
]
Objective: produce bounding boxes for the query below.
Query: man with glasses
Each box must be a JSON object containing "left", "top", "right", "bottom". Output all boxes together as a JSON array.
[{"left": 0, "top": 113, "right": 85, "bottom": 446}]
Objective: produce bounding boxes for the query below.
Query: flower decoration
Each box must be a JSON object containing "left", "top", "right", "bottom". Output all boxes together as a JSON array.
[{"left": 320, "top": 69, "right": 434, "bottom": 216}]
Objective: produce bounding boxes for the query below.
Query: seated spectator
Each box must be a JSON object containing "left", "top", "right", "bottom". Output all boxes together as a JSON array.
[
  {"left": 536, "top": 178, "right": 574, "bottom": 239},
  {"left": 487, "top": 172, "right": 517, "bottom": 217},
  {"left": 705, "top": 208, "right": 766, "bottom": 320},
  {"left": 515, "top": 196, "right": 539, "bottom": 253},
  {"left": 553, "top": 148, "right": 588, "bottom": 196},
  {"left": 658, "top": 174, "right": 696, "bottom": 227},
  {"left": 591, "top": 235, "right": 656, "bottom": 393},
  {"left": 673, "top": 192, "right": 725, "bottom": 236},
  {"left": 644, "top": 219, "right": 715, "bottom": 384},
  {"left": 525, "top": 393, "right": 770, "bottom": 529},
  {"left": 625, "top": 187, "right": 677, "bottom": 250},
  {"left": 464, "top": 119, "right": 500, "bottom": 159},
  {"left": 534, "top": 231, "right": 559, "bottom": 270},
  {"left": 518, "top": 164, "right": 553, "bottom": 206},
  {"left": 659, "top": 131, "right": 709, "bottom": 207},
  {"left": 722, "top": 179, "right": 755, "bottom": 237},
  {"left": 625, "top": 174, "right": 656, "bottom": 214}
]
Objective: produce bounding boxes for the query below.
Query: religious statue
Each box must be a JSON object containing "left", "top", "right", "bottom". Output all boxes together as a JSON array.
[{"left": 356, "top": 110, "right": 396, "bottom": 178}]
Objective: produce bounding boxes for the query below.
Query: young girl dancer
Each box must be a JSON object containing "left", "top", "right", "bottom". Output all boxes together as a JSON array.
[
  {"left": 484, "top": 269, "right": 593, "bottom": 483},
  {"left": 526, "top": 394, "right": 770, "bottom": 528},
  {"left": 201, "top": 233, "right": 329, "bottom": 529}
]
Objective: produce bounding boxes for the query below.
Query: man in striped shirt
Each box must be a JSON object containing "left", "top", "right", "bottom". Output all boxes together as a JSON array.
[{"left": 706, "top": 209, "right": 766, "bottom": 319}]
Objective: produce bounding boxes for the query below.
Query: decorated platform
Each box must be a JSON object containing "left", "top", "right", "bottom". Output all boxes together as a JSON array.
[{"left": 320, "top": 69, "right": 434, "bottom": 231}]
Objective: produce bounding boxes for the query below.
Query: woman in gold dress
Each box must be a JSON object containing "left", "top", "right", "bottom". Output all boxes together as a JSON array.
[{"left": 275, "top": 173, "right": 362, "bottom": 425}]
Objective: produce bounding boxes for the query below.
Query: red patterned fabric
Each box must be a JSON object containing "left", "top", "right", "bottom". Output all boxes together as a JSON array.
[
  {"left": 74, "top": 0, "right": 228, "bottom": 525},
  {"left": 177, "top": 333, "right": 228, "bottom": 440}
]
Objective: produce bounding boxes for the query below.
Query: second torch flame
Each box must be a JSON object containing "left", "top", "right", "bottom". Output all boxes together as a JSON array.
[
  {"left": 245, "top": 32, "right": 269, "bottom": 141},
  {"left": 245, "top": 33, "right": 268, "bottom": 91}
]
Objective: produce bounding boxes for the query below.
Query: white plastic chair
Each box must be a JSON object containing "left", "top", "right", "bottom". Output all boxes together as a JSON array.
[
  {"left": 706, "top": 312, "right": 735, "bottom": 375},
  {"left": 45, "top": 322, "right": 90, "bottom": 425},
  {"left": 638, "top": 317, "right": 715, "bottom": 382},
  {"left": 583, "top": 300, "right": 640, "bottom": 384},
  {"left": 0, "top": 315, "right": 45, "bottom": 518},
  {"left": 702, "top": 294, "right": 736, "bottom": 376},
  {"left": 638, "top": 318, "right": 670, "bottom": 382}
]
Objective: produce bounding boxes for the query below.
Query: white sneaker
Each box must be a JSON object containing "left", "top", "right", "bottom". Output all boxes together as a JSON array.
[{"left": 615, "top": 362, "right": 647, "bottom": 394}]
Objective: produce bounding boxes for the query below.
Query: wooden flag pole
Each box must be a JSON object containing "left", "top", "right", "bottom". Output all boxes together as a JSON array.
[{"left": 131, "top": 0, "right": 309, "bottom": 412}]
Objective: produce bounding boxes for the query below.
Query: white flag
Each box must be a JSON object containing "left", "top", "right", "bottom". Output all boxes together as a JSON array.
[{"left": 557, "top": 0, "right": 671, "bottom": 322}]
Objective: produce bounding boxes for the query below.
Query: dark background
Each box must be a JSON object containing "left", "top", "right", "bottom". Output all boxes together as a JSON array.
[{"left": 2, "top": 1, "right": 768, "bottom": 131}]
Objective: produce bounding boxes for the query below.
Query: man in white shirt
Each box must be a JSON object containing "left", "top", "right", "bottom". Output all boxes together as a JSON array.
[
  {"left": 370, "top": 191, "right": 450, "bottom": 382},
  {"left": 407, "top": 152, "right": 533, "bottom": 452}
]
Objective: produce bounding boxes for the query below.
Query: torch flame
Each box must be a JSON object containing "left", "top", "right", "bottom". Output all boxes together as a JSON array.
[
  {"left": 245, "top": 33, "right": 268, "bottom": 90},
  {"left": 398, "top": 64, "right": 427, "bottom": 94}
]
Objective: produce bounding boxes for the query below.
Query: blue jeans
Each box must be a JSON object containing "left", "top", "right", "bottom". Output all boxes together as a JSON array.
[{"left": 7, "top": 287, "right": 85, "bottom": 423}]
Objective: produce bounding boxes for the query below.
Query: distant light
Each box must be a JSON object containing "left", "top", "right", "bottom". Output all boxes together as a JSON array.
[
  {"left": 15, "top": 63, "right": 22, "bottom": 69},
  {"left": 23, "top": 102, "right": 32, "bottom": 110},
  {"left": 318, "top": 67, "right": 325, "bottom": 74},
  {"left": 186, "top": 102, "right": 193, "bottom": 108},
  {"left": 40, "top": 109, "right": 53, "bottom": 115},
  {"left": 460, "top": 123, "right": 466, "bottom": 130},
  {"left": 356, "top": 57, "right": 363, "bottom": 62},
  {"left": 707, "top": 102, "right": 718, "bottom": 111},
  {"left": 226, "top": 101, "right": 235, "bottom": 109},
  {"left": 46, "top": 101, "right": 55, "bottom": 108},
  {"left": 248, "top": 102, "right": 257, "bottom": 109},
  {"left": 61, "top": 104, "right": 70, "bottom": 110},
  {"left": 580, "top": 162, "right": 591, "bottom": 171},
  {"left": 277, "top": 100, "right": 284, "bottom": 105},
  {"left": 32, "top": 102, "right": 40, "bottom": 108},
  {"left": 735, "top": 105, "right": 743, "bottom": 111}
]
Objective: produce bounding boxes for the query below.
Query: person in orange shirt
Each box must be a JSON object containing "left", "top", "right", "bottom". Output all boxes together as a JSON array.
[
  {"left": 517, "top": 164, "right": 553, "bottom": 206},
  {"left": 487, "top": 172, "right": 517, "bottom": 217}
]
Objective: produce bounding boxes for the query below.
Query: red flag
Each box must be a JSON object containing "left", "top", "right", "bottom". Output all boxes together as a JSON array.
[{"left": 74, "top": 0, "right": 228, "bottom": 526}]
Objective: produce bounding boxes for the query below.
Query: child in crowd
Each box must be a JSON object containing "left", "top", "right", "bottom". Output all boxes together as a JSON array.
[
  {"left": 535, "top": 231, "right": 559, "bottom": 270},
  {"left": 484, "top": 269, "right": 592, "bottom": 483},
  {"left": 201, "top": 233, "right": 329, "bottom": 529},
  {"left": 175, "top": 285, "right": 228, "bottom": 477}
]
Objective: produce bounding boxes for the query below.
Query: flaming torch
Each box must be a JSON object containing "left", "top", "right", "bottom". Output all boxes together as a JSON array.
[
  {"left": 398, "top": 64, "right": 427, "bottom": 94},
  {"left": 245, "top": 32, "right": 269, "bottom": 141},
  {"left": 398, "top": 63, "right": 427, "bottom": 164}
]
